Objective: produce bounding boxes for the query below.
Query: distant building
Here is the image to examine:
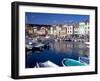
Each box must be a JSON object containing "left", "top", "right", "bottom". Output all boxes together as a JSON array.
[
  {"left": 51, "top": 25, "right": 57, "bottom": 36},
  {"left": 85, "top": 21, "right": 89, "bottom": 35},
  {"left": 79, "top": 21, "right": 89, "bottom": 36},
  {"left": 74, "top": 24, "right": 79, "bottom": 35},
  {"left": 79, "top": 22, "right": 86, "bottom": 35},
  {"left": 60, "top": 25, "right": 67, "bottom": 37},
  {"left": 25, "top": 22, "right": 89, "bottom": 40},
  {"left": 66, "top": 25, "right": 73, "bottom": 36},
  {"left": 36, "top": 27, "right": 47, "bottom": 36},
  {"left": 50, "top": 24, "right": 74, "bottom": 37},
  {"left": 50, "top": 26, "right": 53, "bottom": 35},
  {"left": 25, "top": 24, "right": 51, "bottom": 37}
]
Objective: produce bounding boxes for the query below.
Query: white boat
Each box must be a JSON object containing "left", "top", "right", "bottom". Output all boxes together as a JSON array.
[
  {"left": 45, "top": 36, "right": 50, "bottom": 39},
  {"left": 26, "top": 42, "right": 33, "bottom": 50},
  {"left": 35, "top": 60, "right": 59, "bottom": 68},
  {"left": 85, "top": 42, "right": 90, "bottom": 48},
  {"left": 85, "top": 42, "right": 90, "bottom": 45}
]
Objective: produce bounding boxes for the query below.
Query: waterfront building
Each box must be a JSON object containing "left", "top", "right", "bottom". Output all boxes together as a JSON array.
[
  {"left": 78, "top": 21, "right": 90, "bottom": 42},
  {"left": 79, "top": 22, "right": 86, "bottom": 35},
  {"left": 60, "top": 25, "right": 67, "bottom": 37},
  {"left": 50, "top": 27, "right": 53, "bottom": 35},
  {"left": 66, "top": 25, "right": 74, "bottom": 36},
  {"left": 85, "top": 21, "right": 89, "bottom": 35},
  {"left": 84, "top": 21, "right": 90, "bottom": 42},
  {"left": 52, "top": 25, "right": 57, "bottom": 36},
  {"left": 36, "top": 27, "right": 47, "bottom": 36},
  {"left": 56, "top": 25, "right": 61, "bottom": 37},
  {"left": 79, "top": 21, "right": 89, "bottom": 36},
  {"left": 73, "top": 24, "right": 79, "bottom": 36}
]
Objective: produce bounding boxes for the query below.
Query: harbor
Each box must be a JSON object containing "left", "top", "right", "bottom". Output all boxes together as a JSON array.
[
  {"left": 25, "top": 12, "right": 90, "bottom": 68},
  {"left": 26, "top": 40, "right": 89, "bottom": 68}
]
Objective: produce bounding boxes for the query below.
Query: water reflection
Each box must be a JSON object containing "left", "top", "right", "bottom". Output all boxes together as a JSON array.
[
  {"left": 26, "top": 41, "right": 89, "bottom": 68},
  {"left": 50, "top": 41, "right": 89, "bottom": 56}
]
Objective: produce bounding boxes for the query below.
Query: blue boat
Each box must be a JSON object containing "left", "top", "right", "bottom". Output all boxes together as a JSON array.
[
  {"left": 79, "top": 56, "right": 89, "bottom": 64},
  {"left": 62, "top": 58, "right": 86, "bottom": 66}
]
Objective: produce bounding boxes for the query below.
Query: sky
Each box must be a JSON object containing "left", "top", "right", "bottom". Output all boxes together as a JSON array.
[{"left": 25, "top": 12, "right": 89, "bottom": 25}]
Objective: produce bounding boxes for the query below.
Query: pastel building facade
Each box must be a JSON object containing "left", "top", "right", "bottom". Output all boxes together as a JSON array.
[
  {"left": 26, "top": 22, "right": 89, "bottom": 38},
  {"left": 50, "top": 24, "right": 74, "bottom": 37},
  {"left": 85, "top": 22, "right": 89, "bottom": 35},
  {"left": 79, "top": 22, "right": 89, "bottom": 36},
  {"left": 66, "top": 25, "right": 74, "bottom": 36},
  {"left": 74, "top": 24, "right": 79, "bottom": 35},
  {"left": 79, "top": 22, "right": 86, "bottom": 35}
]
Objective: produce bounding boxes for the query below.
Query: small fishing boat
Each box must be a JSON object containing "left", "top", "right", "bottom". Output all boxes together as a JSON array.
[
  {"left": 62, "top": 58, "right": 86, "bottom": 66},
  {"left": 35, "top": 60, "right": 59, "bottom": 68},
  {"left": 85, "top": 42, "right": 90, "bottom": 45},
  {"left": 79, "top": 56, "right": 89, "bottom": 64},
  {"left": 26, "top": 42, "right": 33, "bottom": 51},
  {"left": 85, "top": 42, "right": 90, "bottom": 48}
]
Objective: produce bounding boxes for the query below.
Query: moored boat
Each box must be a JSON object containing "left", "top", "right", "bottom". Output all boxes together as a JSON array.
[
  {"left": 35, "top": 60, "right": 59, "bottom": 68},
  {"left": 85, "top": 42, "right": 90, "bottom": 48},
  {"left": 62, "top": 58, "right": 86, "bottom": 66},
  {"left": 79, "top": 56, "right": 89, "bottom": 64}
]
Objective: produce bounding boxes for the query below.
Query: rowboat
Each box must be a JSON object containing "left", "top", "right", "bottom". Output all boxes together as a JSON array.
[
  {"left": 79, "top": 56, "right": 89, "bottom": 64},
  {"left": 62, "top": 58, "right": 86, "bottom": 66},
  {"left": 35, "top": 60, "right": 59, "bottom": 68}
]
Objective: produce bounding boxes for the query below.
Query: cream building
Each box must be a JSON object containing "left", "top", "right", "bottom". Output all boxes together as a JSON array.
[
  {"left": 79, "top": 22, "right": 89, "bottom": 35},
  {"left": 74, "top": 24, "right": 79, "bottom": 35},
  {"left": 79, "top": 22, "right": 85, "bottom": 35},
  {"left": 60, "top": 25, "right": 67, "bottom": 37},
  {"left": 66, "top": 25, "right": 73, "bottom": 35},
  {"left": 85, "top": 22, "right": 89, "bottom": 35}
]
